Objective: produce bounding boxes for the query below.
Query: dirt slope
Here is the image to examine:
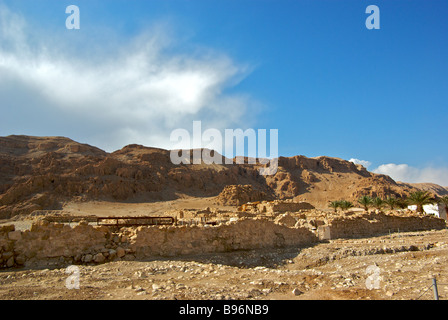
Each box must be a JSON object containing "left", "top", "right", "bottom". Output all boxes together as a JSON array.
[{"left": 400, "top": 182, "right": 448, "bottom": 196}]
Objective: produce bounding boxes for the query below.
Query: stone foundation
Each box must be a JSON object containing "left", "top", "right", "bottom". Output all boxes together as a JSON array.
[
  {"left": 318, "top": 212, "right": 446, "bottom": 240},
  {"left": 0, "top": 212, "right": 446, "bottom": 269},
  {"left": 239, "top": 200, "right": 315, "bottom": 214},
  {"left": 0, "top": 218, "right": 317, "bottom": 268}
]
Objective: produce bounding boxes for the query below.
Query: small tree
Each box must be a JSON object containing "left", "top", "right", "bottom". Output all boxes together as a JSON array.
[
  {"left": 339, "top": 200, "right": 354, "bottom": 211},
  {"left": 329, "top": 200, "right": 341, "bottom": 213},
  {"left": 396, "top": 197, "right": 409, "bottom": 209},
  {"left": 358, "top": 195, "right": 373, "bottom": 212},
  {"left": 383, "top": 196, "right": 398, "bottom": 210},
  {"left": 372, "top": 197, "right": 384, "bottom": 210},
  {"left": 407, "top": 191, "right": 435, "bottom": 214}
]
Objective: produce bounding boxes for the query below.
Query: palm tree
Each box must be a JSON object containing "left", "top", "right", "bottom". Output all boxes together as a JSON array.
[
  {"left": 396, "top": 197, "right": 409, "bottom": 209},
  {"left": 328, "top": 200, "right": 341, "bottom": 213},
  {"left": 383, "top": 196, "right": 398, "bottom": 210},
  {"left": 339, "top": 200, "right": 354, "bottom": 211},
  {"left": 407, "top": 191, "right": 435, "bottom": 214},
  {"left": 372, "top": 197, "right": 384, "bottom": 210},
  {"left": 358, "top": 195, "right": 373, "bottom": 211},
  {"left": 438, "top": 195, "right": 448, "bottom": 216}
]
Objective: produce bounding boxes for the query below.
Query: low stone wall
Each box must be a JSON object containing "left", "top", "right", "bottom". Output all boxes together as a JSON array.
[
  {"left": 0, "top": 225, "right": 16, "bottom": 267},
  {"left": 318, "top": 212, "right": 446, "bottom": 240},
  {"left": 129, "top": 219, "right": 317, "bottom": 258},
  {"left": 1, "top": 212, "right": 446, "bottom": 269},
  {"left": 239, "top": 201, "right": 314, "bottom": 214},
  {"left": 0, "top": 221, "right": 111, "bottom": 268},
  {"left": 0, "top": 218, "right": 318, "bottom": 268},
  {"left": 262, "top": 201, "right": 314, "bottom": 214}
]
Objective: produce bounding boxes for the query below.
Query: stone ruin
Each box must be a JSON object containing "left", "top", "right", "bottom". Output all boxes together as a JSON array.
[
  {"left": 215, "top": 185, "right": 273, "bottom": 206},
  {"left": 239, "top": 199, "right": 315, "bottom": 215},
  {"left": 0, "top": 201, "right": 446, "bottom": 269}
]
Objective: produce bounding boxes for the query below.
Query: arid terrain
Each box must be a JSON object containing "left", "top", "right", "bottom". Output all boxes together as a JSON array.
[
  {"left": 1, "top": 135, "right": 447, "bottom": 301},
  {"left": 1, "top": 229, "right": 447, "bottom": 300},
  {"left": 2, "top": 135, "right": 447, "bottom": 219}
]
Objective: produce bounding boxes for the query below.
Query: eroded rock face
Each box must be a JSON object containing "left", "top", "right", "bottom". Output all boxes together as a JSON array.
[
  {"left": 0, "top": 136, "right": 269, "bottom": 218},
  {"left": 0, "top": 135, "right": 443, "bottom": 218}
]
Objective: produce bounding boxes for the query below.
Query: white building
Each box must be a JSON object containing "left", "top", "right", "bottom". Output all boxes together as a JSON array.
[{"left": 408, "top": 203, "right": 447, "bottom": 221}]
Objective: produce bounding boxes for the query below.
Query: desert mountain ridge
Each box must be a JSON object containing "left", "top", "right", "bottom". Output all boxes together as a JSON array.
[{"left": 0, "top": 134, "right": 446, "bottom": 219}]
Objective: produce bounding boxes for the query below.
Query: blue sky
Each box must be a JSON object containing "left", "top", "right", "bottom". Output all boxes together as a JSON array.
[{"left": 0, "top": 0, "right": 448, "bottom": 185}]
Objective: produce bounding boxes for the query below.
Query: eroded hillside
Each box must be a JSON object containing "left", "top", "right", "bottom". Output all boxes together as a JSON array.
[{"left": 0, "top": 135, "right": 444, "bottom": 218}]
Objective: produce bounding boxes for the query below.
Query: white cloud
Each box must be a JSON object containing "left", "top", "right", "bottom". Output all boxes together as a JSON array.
[
  {"left": 0, "top": 5, "right": 258, "bottom": 152},
  {"left": 348, "top": 155, "right": 448, "bottom": 186},
  {"left": 349, "top": 158, "right": 372, "bottom": 168},
  {"left": 373, "top": 163, "right": 448, "bottom": 187}
]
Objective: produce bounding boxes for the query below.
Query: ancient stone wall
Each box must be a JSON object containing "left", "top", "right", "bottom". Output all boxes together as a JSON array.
[
  {"left": 0, "top": 225, "right": 16, "bottom": 267},
  {"left": 0, "top": 218, "right": 318, "bottom": 268},
  {"left": 319, "top": 213, "right": 446, "bottom": 240},
  {"left": 1, "top": 212, "right": 446, "bottom": 269},
  {"left": 261, "top": 201, "right": 315, "bottom": 214},
  {"left": 129, "top": 219, "right": 317, "bottom": 258},
  {"left": 239, "top": 200, "right": 314, "bottom": 214}
]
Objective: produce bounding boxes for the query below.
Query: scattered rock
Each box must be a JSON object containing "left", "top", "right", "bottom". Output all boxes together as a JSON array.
[
  {"left": 292, "top": 288, "right": 303, "bottom": 296},
  {"left": 135, "top": 271, "right": 147, "bottom": 278},
  {"left": 152, "top": 284, "right": 161, "bottom": 290}
]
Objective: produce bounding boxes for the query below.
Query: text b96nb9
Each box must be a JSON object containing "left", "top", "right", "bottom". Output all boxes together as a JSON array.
[{"left": 223, "top": 304, "right": 268, "bottom": 315}]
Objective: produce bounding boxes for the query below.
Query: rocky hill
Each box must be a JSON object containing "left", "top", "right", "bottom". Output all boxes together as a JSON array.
[
  {"left": 0, "top": 135, "right": 444, "bottom": 218},
  {"left": 401, "top": 182, "right": 448, "bottom": 196}
]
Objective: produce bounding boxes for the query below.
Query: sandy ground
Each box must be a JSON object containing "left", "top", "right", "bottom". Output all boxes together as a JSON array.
[
  {"left": 1, "top": 229, "right": 447, "bottom": 301},
  {"left": 61, "top": 197, "right": 234, "bottom": 217},
  {"left": 0, "top": 197, "right": 236, "bottom": 231}
]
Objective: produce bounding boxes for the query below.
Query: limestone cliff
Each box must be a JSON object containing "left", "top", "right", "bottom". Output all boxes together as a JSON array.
[{"left": 0, "top": 135, "right": 442, "bottom": 218}]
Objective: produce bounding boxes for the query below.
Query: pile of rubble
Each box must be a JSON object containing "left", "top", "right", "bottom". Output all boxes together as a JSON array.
[
  {"left": 239, "top": 199, "right": 315, "bottom": 214},
  {"left": 215, "top": 185, "right": 273, "bottom": 206}
]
